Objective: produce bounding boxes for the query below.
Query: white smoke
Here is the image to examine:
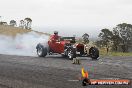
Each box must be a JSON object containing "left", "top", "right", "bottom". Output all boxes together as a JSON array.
[{"left": 0, "top": 32, "right": 49, "bottom": 56}]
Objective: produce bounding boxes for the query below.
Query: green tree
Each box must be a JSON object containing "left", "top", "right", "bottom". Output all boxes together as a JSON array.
[
  {"left": 111, "top": 27, "right": 122, "bottom": 51},
  {"left": 82, "top": 33, "right": 89, "bottom": 44},
  {"left": 114, "top": 23, "right": 132, "bottom": 52},
  {"left": 95, "top": 40, "right": 104, "bottom": 48},
  {"left": 10, "top": 20, "right": 17, "bottom": 26},
  {"left": 98, "top": 28, "right": 113, "bottom": 53},
  {"left": 19, "top": 20, "right": 24, "bottom": 29},
  {"left": 0, "top": 22, "right": 7, "bottom": 25},
  {"left": 24, "top": 17, "right": 32, "bottom": 29}
]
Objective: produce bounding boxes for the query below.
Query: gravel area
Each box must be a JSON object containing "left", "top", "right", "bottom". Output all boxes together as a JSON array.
[{"left": 0, "top": 54, "right": 131, "bottom": 88}]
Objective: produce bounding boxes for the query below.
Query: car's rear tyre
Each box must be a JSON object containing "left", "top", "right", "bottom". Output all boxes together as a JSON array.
[
  {"left": 36, "top": 44, "right": 47, "bottom": 57},
  {"left": 89, "top": 47, "right": 99, "bottom": 60}
]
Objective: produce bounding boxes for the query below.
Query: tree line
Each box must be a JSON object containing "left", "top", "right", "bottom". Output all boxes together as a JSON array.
[
  {"left": 96, "top": 23, "right": 132, "bottom": 52},
  {"left": 0, "top": 17, "right": 32, "bottom": 29}
]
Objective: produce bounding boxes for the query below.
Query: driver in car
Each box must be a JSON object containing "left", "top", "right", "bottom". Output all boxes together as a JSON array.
[{"left": 50, "top": 31, "right": 60, "bottom": 42}]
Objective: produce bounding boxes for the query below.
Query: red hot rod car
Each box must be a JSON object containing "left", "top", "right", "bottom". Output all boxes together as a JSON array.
[{"left": 36, "top": 36, "right": 99, "bottom": 60}]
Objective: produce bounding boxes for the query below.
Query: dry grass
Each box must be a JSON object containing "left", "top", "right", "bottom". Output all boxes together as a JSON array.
[
  {"left": 0, "top": 25, "right": 49, "bottom": 37},
  {"left": 99, "top": 48, "right": 132, "bottom": 56}
]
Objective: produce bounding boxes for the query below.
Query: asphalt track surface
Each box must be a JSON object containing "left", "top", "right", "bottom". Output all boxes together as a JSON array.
[{"left": 0, "top": 54, "right": 131, "bottom": 88}]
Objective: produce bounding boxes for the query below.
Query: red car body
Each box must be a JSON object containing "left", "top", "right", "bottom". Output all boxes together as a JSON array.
[{"left": 48, "top": 35, "right": 73, "bottom": 53}]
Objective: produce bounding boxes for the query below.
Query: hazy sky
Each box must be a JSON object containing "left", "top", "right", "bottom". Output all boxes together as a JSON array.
[{"left": 0, "top": 0, "right": 132, "bottom": 37}]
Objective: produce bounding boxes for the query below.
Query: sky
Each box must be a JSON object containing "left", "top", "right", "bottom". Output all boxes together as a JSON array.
[{"left": 0, "top": 0, "right": 132, "bottom": 37}]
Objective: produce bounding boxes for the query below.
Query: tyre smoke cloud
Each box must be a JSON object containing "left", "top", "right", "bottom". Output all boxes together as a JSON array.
[{"left": 0, "top": 32, "right": 48, "bottom": 56}]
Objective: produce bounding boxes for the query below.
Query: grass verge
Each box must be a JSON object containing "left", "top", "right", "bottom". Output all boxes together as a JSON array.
[{"left": 99, "top": 48, "right": 132, "bottom": 56}]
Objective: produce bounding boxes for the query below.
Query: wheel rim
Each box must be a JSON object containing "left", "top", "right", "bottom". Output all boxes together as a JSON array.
[
  {"left": 38, "top": 47, "right": 42, "bottom": 55},
  {"left": 68, "top": 50, "right": 73, "bottom": 59}
]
